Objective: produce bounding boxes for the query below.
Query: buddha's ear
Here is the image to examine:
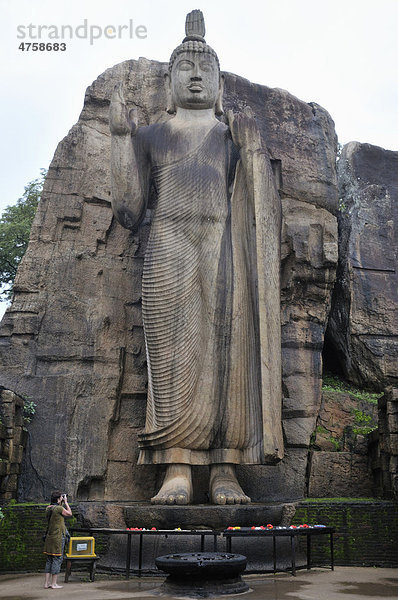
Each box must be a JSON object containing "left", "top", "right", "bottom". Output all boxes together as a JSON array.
[
  {"left": 165, "top": 72, "right": 176, "bottom": 114},
  {"left": 215, "top": 74, "right": 224, "bottom": 116}
]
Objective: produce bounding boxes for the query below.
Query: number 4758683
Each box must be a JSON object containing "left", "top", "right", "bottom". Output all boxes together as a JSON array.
[{"left": 19, "top": 42, "right": 66, "bottom": 51}]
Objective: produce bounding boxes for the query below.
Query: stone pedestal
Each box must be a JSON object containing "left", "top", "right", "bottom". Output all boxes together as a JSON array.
[
  {"left": 94, "top": 502, "right": 302, "bottom": 574},
  {"left": 124, "top": 502, "right": 294, "bottom": 530}
]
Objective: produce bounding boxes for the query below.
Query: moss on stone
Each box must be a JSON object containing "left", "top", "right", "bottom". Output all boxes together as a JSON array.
[
  {"left": 322, "top": 375, "right": 382, "bottom": 404},
  {"left": 0, "top": 503, "right": 77, "bottom": 571}
]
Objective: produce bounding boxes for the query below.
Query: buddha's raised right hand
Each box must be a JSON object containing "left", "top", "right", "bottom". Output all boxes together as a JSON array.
[{"left": 109, "top": 84, "right": 137, "bottom": 136}]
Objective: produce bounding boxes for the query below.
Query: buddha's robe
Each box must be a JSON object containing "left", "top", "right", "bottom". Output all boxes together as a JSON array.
[{"left": 137, "top": 120, "right": 283, "bottom": 465}]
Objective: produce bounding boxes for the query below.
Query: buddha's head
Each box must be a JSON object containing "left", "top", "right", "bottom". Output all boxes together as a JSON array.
[{"left": 166, "top": 10, "right": 223, "bottom": 115}]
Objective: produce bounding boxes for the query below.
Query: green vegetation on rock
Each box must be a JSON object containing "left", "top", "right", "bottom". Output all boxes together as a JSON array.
[
  {"left": 351, "top": 408, "right": 376, "bottom": 435},
  {"left": 0, "top": 502, "right": 77, "bottom": 572},
  {"left": 300, "top": 497, "right": 377, "bottom": 503},
  {"left": 322, "top": 374, "right": 383, "bottom": 404},
  {"left": 23, "top": 400, "right": 37, "bottom": 427},
  {"left": 315, "top": 425, "right": 342, "bottom": 451}
]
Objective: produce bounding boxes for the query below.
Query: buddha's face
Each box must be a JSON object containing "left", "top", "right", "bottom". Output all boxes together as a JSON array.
[{"left": 169, "top": 51, "right": 221, "bottom": 110}]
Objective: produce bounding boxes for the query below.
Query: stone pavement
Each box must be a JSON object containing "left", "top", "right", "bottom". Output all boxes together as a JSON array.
[{"left": 0, "top": 567, "right": 397, "bottom": 600}]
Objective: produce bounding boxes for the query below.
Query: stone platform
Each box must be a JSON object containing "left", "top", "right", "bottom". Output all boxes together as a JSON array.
[
  {"left": 124, "top": 502, "right": 295, "bottom": 530},
  {"left": 93, "top": 503, "right": 301, "bottom": 574}
]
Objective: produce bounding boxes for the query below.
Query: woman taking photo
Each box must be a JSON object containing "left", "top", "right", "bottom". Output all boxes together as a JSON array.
[{"left": 43, "top": 491, "right": 72, "bottom": 589}]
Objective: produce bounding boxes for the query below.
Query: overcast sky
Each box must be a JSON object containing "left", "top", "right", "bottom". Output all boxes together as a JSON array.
[{"left": 0, "top": 0, "right": 397, "bottom": 314}]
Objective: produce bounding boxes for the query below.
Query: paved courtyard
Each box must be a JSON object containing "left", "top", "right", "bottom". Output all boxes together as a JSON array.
[{"left": 0, "top": 567, "right": 397, "bottom": 600}]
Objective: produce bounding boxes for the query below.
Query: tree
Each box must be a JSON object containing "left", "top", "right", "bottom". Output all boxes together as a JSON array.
[{"left": 0, "top": 170, "right": 46, "bottom": 300}]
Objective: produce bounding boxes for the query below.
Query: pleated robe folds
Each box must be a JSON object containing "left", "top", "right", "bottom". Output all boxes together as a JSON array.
[{"left": 137, "top": 121, "right": 283, "bottom": 465}]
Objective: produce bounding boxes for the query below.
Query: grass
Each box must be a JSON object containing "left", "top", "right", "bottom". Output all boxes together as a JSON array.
[
  {"left": 2, "top": 500, "right": 48, "bottom": 507},
  {"left": 322, "top": 374, "right": 383, "bottom": 404}
]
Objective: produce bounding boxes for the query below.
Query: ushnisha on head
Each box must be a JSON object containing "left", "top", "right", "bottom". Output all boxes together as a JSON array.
[
  {"left": 169, "top": 9, "right": 220, "bottom": 72},
  {"left": 166, "top": 10, "right": 223, "bottom": 115}
]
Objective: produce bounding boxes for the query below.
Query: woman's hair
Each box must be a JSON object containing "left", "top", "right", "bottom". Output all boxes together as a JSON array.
[{"left": 50, "top": 490, "right": 62, "bottom": 504}]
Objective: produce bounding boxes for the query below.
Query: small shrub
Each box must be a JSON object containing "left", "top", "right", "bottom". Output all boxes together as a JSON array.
[
  {"left": 23, "top": 400, "right": 37, "bottom": 426},
  {"left": 351, "top": 409, "right": 377, "bottom": 435}
]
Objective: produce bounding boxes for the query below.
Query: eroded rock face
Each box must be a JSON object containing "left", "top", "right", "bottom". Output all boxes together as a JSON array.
[
  {"left": 307, "top": 389, "right": 378, "bottom": 497},
  {"left": 372, "top": 387, "right": 398, "bottom": 498},
  {"left": 0, "top": 59, "right": 338, "bottom": 502},
  {"left": 0, "top": 389, "right": 27, "bottom": 500},
  {"left": 312, "top": 390, "right": 377, "bottom": 452},
  {"left": 327, "top": 142, "right": 398, "bottom": 389},
  {"left": 308, "top": 451, "right": 373, "bottom": 497}
]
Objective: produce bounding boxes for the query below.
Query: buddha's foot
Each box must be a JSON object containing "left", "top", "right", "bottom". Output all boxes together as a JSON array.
[
  {"left": 210, "top": 464, "right": 251, "bottom": 505},
  {"left": 151, "top": 464, "right": 192, "bottom": 505}
]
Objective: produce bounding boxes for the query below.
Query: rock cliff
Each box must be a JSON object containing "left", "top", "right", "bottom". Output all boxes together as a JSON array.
[
  {"left": 0, "top": 58, "right": 338, "bottom": 502},
  {"left": 326, "top": 142, "right": 398, "bottom": 389}
]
